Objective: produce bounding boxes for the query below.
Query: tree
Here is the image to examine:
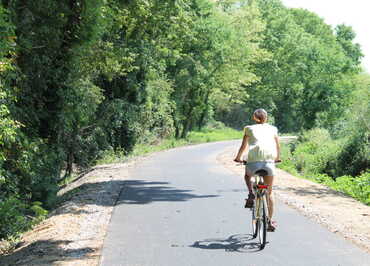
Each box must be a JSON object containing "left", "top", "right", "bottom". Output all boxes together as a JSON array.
[
  {"left": 244, "top": 0, "right": 361, "bottom": 132},
  {"left": 171, "top": 0, "right": 267, "bottom": 137},
  {"left": 335, "top": 24, "right": 363, "bottom": 72}
]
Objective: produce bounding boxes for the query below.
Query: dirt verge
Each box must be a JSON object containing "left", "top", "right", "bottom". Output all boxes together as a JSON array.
[{"left": 0, "top": 161, "right": 135, "bottom": 266}]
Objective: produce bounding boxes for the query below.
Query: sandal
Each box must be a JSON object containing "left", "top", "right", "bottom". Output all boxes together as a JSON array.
[
  {"left": 267, "top": 220, "right": 277, "bottom": 232},
  {"left": 244, "top": 193, "right": 255, "bottom": 208}
]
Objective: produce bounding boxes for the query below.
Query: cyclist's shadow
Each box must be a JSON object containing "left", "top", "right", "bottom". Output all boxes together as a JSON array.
[{"left": 190, "top": 234, "right": 262, "bottom": 253}]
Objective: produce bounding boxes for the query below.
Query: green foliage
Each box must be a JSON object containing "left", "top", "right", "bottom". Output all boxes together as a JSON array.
[
  {"left": 0, "top": 4, "right": 18, "bottom": 181},
  {"left": 306, "top": 172, "right": 370, "bottom": 205},
  {"left": 333, "top": 173, "right": 370, "bottom": 204},
  {"left": 280, "top": 126, "right": 369, "bottom": 205},
  {"left": 335, "top": 24, "right": 363, "bottom": 70},
  {"left": 187, "top": 122, "right": 242, "bottom": 143},
  {"left": 281, "top": 140, "right": 370, "bottom": 205},
  {"left": 331, "top": 74, "right": 370, "bottom": 176},
  {"left": 335, "top": 130, "right": 370, "bottom": 177},
  {"left": 217, "top": 0, "right": 361, "bottom": 133},
  {"left": 170, "top": 0, "right": 267, "bottom": 137},
  {"left": 0, "top": 197, "right": 29, "bottom": 240},
  {"left": 30, "top": 201, "right": 49, "bottom": 221},
  {"left": 292, "top": 128, "right": 342, "bottom": 175},
  {"left": 284, "top": 125, "right": 368, "bottom": 178},
  {"left": 0, "top": 197, "right": 48, "bottom": 240},
  {"left": 0, "top": 0, "right": 106, "bottom": 241},
  {"left": 279, "top": 144, "right": 299, "bottom": 176}
]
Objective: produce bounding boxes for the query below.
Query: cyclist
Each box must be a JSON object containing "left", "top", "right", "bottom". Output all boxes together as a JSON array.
[{"left": 233, "top": 108, "right": 280, "bottom": 232}]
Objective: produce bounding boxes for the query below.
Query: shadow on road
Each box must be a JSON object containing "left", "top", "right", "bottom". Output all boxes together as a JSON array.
[
  {"left": 56, "top": 179, "right": 219, "bottom": 216},
  {"left": 117, "top": 180, "right": 219, "bottom": 205},
  {"left": 190, "top": 234, "right": 262, "bottom": 253}
]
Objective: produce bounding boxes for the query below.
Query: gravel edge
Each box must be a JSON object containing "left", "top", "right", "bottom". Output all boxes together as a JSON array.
[{"left": 0, "top": 159, "right": 137, "bottom": 266}]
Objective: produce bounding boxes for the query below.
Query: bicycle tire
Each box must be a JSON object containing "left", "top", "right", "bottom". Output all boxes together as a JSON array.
[
  {"left": 252, "top": 204, "right": 258, "bottom": 239},
  {"left": 258, "top": 196, "right": 267, "bottom": 249},
  {"left": 251, "top": 182, "right": 258, "bottom": 239}
]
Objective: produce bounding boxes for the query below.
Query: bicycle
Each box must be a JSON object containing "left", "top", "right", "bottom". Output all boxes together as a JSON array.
[
  {"left": 250, "top": 169, "right": 269, "bottom": 250},
  {"left": 242, "top": 160, "right": 280, "bottom": 250}
]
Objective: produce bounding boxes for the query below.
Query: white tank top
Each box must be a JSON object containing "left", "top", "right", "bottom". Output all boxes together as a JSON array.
[{"left": 243, "top": 123, "right": 278, "bottom": 162}]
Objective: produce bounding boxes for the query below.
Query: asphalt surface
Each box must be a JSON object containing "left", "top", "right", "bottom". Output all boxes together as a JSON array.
[{"left": 101, "top": 141, "right": 370, "bottom": 266}]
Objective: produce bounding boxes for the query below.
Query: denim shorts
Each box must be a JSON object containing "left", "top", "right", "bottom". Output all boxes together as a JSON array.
[{"left": 245, "top": 161, "right": 276, "bottom": 176}]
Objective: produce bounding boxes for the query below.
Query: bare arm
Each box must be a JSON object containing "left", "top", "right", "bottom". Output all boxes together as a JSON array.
[
  {"left": 234, "top": 134, "right": 249, "bottom": 162},
  {"left": 274, "top": 135, "right": 281, "bottom": 161}
]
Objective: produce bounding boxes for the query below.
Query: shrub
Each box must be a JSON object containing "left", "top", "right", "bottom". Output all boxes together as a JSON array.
[
  {"left": 333, "top": 172, "right": 370, "bottom": 204},
  {"left": 0, "top": 197, "right": 29, "bottom": 240},
  {"left": 335, "top": 130, "right": 370, "bottom": 176},
  {"left": 300, "top": 172, "right": 369, "bottom": 205},
  {"left": 292, "top": 128, "right": 341, "bottom": 175},
  {"left": 0, "top": 198, "right": 49, "bottom": 241},
  {"left": 280, "top": 127, "right": 369, "bottom": 205},
  {"left": 279, "top": 143, "right": 299, "bottom": 176}
]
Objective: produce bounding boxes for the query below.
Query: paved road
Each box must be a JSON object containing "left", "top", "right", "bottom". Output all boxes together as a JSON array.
[{"left": 101, "top": 141, "right": 369, "bottom": 266}]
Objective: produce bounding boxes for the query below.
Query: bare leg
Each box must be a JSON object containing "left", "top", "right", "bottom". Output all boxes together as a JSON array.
[
  {"left": 263, "top": 175, "right": 274, "bottom": 220},
  {"left": 244, "top": 173, "right": 253, "bottom": 194}
]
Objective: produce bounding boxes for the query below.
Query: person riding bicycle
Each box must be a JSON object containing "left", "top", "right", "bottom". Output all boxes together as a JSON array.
[{"left": 234, "top": 108, "right": 280, "bottom": 232}]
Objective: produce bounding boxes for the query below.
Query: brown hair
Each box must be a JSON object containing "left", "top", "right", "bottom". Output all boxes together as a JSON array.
[{"left": 253, "top": 109, "right": 267, "bottom": 124}]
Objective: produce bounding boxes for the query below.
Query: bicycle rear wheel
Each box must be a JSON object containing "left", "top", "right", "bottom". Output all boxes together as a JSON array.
[
  {"left": 251, "top": 204, "right": 258, "bottom": 239},
  {"left": 251, "top": 181, "right": 258, "bottom": 238},
  {"left": 252, "top": 196, "right": 260, "bottom": 239},
  {"left": 258, "top": 196, "right": 267, "bottom": 249}
]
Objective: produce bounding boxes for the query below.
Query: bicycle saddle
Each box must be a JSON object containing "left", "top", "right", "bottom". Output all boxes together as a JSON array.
[{"left": 255, "top": 169, "right": 268, "bottom": 176}]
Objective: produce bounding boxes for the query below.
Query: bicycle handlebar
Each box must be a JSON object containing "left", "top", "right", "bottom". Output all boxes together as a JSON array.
[{"left": 235, "top": 159, "right": 282, "bottom": 165}]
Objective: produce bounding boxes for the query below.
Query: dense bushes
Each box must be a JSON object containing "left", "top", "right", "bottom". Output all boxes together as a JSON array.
[
  {"left": 0, "top": 197, "right": 29, "bottom": 239},
  {"left": 305, "top": 171, "right": 370, "bottom": 205},
  {"left": 281, "top": 125, "right": 369, "bottom": 204},
  {"left": 292, "top": 129, "right": 342, "bottom": 175},
  {"left": 335, "top": 131, "right": 370, "bottom": 177}
]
